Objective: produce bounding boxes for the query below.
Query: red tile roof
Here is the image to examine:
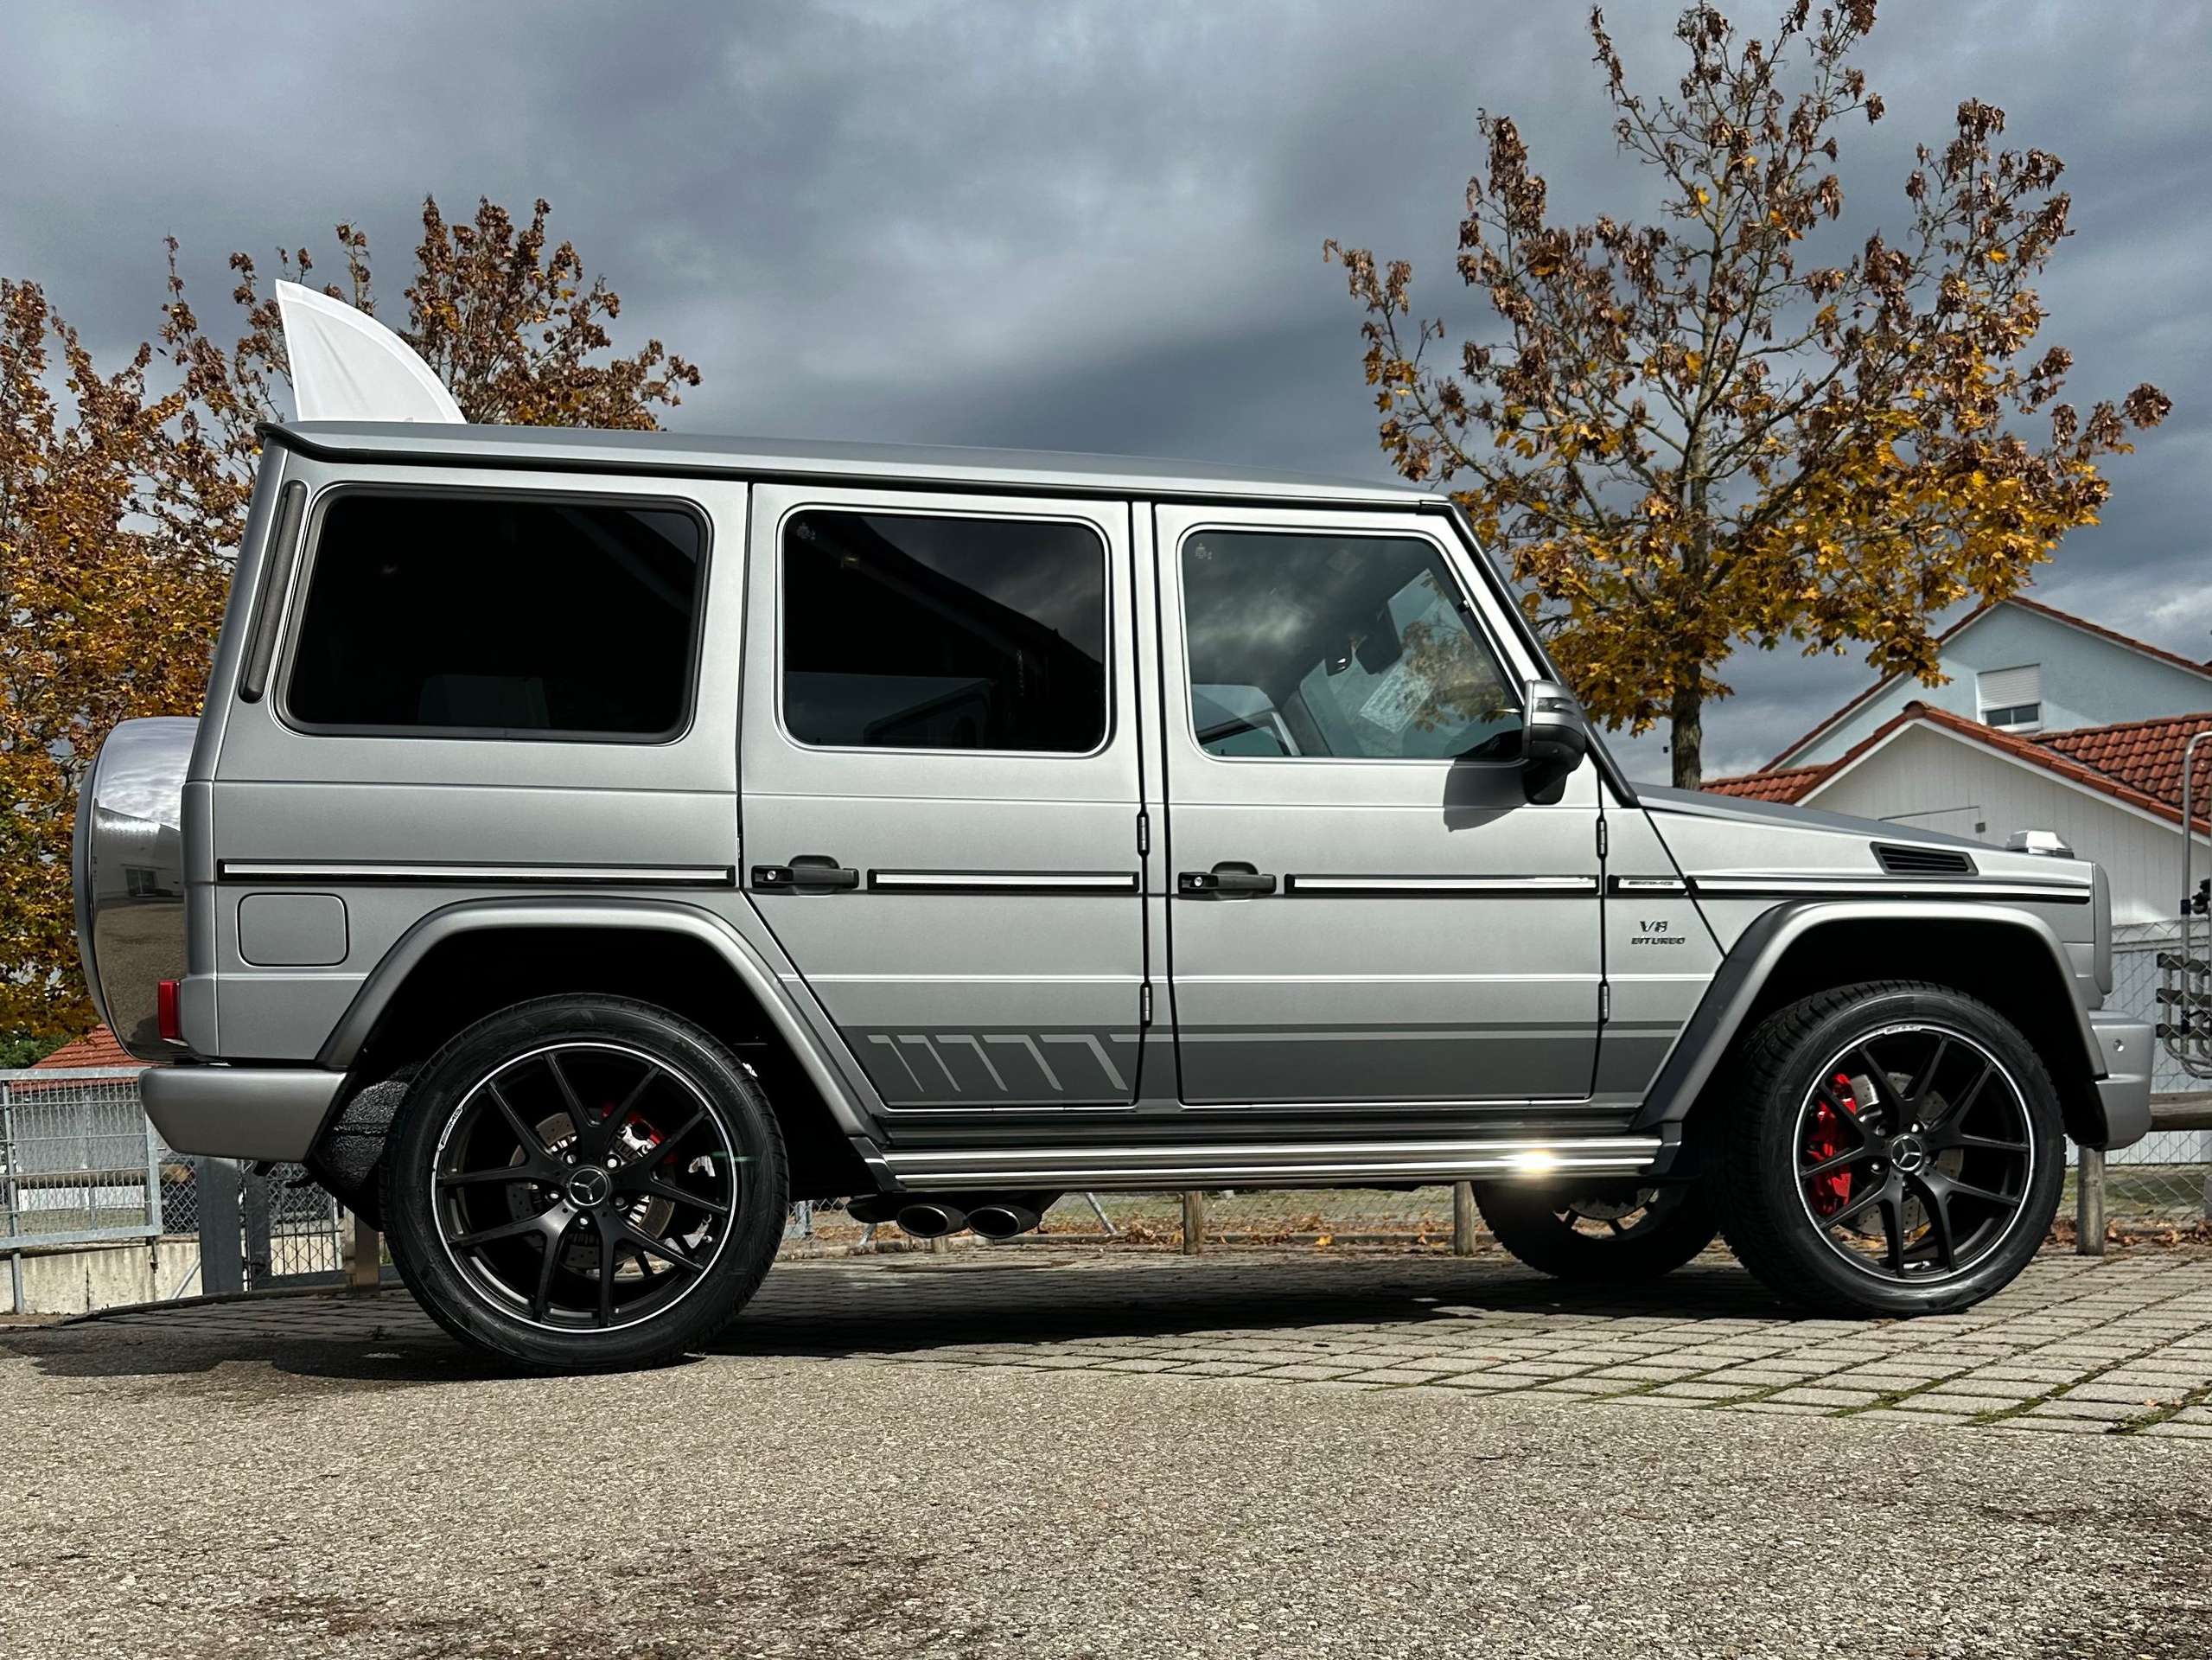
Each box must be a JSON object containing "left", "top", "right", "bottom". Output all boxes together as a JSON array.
[
  {"left": 2037, "top": 712, "right": 2212, "bottom": 814},
  {"left": 1702, "top": 764, "right": 1829, "bottom": 804},
  {"left": 31, "top": 1025, "right": 141, "bottom": 1069},
  {"left": 1706, "top": 704, "right": 2212, "bottom": 831},
  {"left": 1764, "top": 597, "right": 2212, "bottom": 769}
]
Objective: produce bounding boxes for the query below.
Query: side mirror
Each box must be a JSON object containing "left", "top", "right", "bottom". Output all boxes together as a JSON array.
[{"left": 1520, "top": 678, "right": 1589, "bottom": 803}]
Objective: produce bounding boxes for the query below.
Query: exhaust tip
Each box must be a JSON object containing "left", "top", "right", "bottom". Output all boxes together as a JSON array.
[
  {"left": 968, "top": 1203, "right": 1042, "bottom": 1241},
  {"left": 896, "top": 1203, "right": 966, "bottom": 1239}
]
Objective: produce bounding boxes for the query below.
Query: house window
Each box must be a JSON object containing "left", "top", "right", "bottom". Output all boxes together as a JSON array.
[{"left": 1978, "top": 664, "right": 2043, "bottom": 732}]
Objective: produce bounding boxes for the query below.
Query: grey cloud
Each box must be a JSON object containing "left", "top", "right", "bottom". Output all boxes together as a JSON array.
[{"left": 3, "top": 0, "right": 2203, "bottom": 781}]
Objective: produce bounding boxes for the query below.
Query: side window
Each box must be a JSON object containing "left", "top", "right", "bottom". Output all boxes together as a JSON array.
[
  {"left": 781, "top": 509, "right": 1107, "bottom": 753},
  {"left": 1181, "top": 531, "right": 1520, "bottom": 761},
  {"left": 285, "top": 492, "right": 704, "bottom": 738}
]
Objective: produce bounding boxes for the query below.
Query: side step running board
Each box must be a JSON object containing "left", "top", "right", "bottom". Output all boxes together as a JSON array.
[{"left": 880, "top": 1135, "right": 1664, "bottom": 1191}]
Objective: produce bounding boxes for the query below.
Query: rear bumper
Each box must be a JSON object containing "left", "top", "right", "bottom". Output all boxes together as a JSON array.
[
  {"left": 140, "top": 1065, "right": 343, "bottom": 1163},
  {"left": 2086, "top": 1010, "right": 2153, "bottom": 1151}
]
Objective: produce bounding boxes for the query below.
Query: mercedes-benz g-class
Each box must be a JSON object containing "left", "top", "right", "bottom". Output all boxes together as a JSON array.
[{"left": 75, "top": 419, "right": 2152, "bottom": 1370}]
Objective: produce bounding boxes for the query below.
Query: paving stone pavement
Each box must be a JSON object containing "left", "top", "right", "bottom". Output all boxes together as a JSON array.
[{"left": 56, "top": 1242, "right": 2212, "bottom": 1435}]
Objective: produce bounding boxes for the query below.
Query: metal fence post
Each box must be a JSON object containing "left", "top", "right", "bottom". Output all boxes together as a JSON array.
[
  {"left": 242, "top": 1168, "right": 272, "bottom": 1288},
  {"left": 144, "top": 1116, "right": 164, "bottom": 1236},
  {"left": 198, "top": 1157, "right": 245, "bottom": 1294},
  {"left": 341, "top": 1211, "right": 382, "bottom": 1290},
  {"left": 1452, "top": 1180, "right": 1476, "bottom": 1256},
  {"left": 1181, "top": 1189, "right": 1206, "bottom": 1255},
  {"left": 2, "top": 1079, "right": 21, "bottom": 1313},
  {"left": 2076, "top": 1146, "right": 2106, "bottom": 1257}
]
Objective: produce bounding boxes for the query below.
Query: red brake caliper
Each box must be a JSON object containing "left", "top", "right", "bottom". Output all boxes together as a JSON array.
[{"left": 1806, "top": 1073, "right": 1860, "bottom": 1216}]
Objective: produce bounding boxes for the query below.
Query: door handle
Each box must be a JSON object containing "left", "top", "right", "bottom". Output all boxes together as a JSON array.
[
  {"left": 751, "top": 855, "right": 861, "bottom": 892},
  {"left": 1180, "top": 863, "right": 1278, "bottom": 897}
]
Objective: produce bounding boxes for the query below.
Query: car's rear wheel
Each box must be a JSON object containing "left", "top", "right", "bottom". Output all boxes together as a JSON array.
[
  {"left": 382, "top": 995, "right": 787, "bottom": 1371},
  {"left": 1716, "top": 980, "right": 2062, "bottom": 1317},
  {"left": 1472, "top": 1179, "right": 1720, "bottom": 1282}
]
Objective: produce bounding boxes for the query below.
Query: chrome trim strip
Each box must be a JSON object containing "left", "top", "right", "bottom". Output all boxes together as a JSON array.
[
  {"left": 867, "top": 870, "right": 1140, "bottom": 893},
  {"left": 1688, "top": 875, "right": 2090, "bottom": 903},
  {"left": 218, "top": 861, "right": 737, "bottom": 887},
  {"left": 883, "top": 1134, "right": 1662, "bottom": 1189},
  {"left": 1285, "top": 874, "right": 1600, "bottom": 896}
]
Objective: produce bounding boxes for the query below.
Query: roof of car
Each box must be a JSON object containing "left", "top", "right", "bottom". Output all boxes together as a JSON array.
[{"left": 266, "top": 422, "right": 1440, "bottom": 507}]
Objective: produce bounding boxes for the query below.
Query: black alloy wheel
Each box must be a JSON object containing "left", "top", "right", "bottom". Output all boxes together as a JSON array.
[
  {"left": 384, "top": 996, "right": 787, "bottom": 1370},
  {"left": 1789, "top": 1023, "right": 2037, "bottom": 1285},
  {"left": 1718, "top": 980, "right": 2062, "bottom": 1317}
]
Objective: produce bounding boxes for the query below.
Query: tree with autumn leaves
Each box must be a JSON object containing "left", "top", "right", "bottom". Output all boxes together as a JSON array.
[
  {"left": 1329, "top": 1, "right": 2169, "bottom": 787},
  {"left": 1, "top": 198, "right": 698, "bottom": 1041}
]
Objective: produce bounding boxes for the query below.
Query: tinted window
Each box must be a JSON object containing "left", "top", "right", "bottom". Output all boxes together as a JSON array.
[
  {"left": 782, "top": 510, "right": 1107, "bottom": 752},
  {"left": 286, "top": 493, "right": 704, "bottom": 737},
  {"left": 1181, "top": 532, "right": 1520, "bottom": 761}
]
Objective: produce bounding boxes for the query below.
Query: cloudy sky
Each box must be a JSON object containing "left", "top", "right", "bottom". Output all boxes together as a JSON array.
[{"left": 5, "top": 1, "right": 2205, "bottom": 780}]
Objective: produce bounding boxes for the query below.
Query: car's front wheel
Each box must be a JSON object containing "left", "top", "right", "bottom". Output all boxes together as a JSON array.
[
  {"left": 1716, "top": 980, "right": 2062, "bottom": 1317},
  {"left": 382, "top": 995, "right": 787, "bottom": 1371}
]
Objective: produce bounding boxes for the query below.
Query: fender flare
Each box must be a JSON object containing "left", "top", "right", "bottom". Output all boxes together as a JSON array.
[
  {"left": 314, "top": 895, "right": 878, "bottom": 1138},
  {"left": 1629, "top": 898, "right": 2102, "bottom": 1133}
]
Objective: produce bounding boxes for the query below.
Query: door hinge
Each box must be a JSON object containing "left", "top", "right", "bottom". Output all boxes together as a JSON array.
[
  {"left": 1599, "top": 982, "right": 1612, "bottom": 1023},
  {"left": 1137, "top": 810, "right": 1151, "bottom": 857},
  {"left": 1596, "top": 817, "right": 1609, "bottom": 859},
  {"left": 1140, "top": 982, "right": 1154, "bottom": 1025}
]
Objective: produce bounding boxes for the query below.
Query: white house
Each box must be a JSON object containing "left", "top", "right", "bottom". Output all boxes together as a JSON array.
[
  {"left": 1712, "top": 600, "right": 2212, "bottom": 1100},
  {"left": 1770, "top": 597, "right": 2212, "bottom": 769}
]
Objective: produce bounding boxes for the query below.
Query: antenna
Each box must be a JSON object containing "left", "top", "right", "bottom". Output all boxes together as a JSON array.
[{"left": 274, "top": 282, "right": 463, "bottom": 425}]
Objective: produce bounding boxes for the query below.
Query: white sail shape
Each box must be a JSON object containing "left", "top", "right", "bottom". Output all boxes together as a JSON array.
[{"left": 275, "top": 280, "right": 463, "bottom": 424}]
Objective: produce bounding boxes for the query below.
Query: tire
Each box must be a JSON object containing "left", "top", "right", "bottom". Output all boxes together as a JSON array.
[
  {"left": 1473, "top": 1179, "right": 1720, "bottom": 1282},
  {"left": 381, "top": 994, "right": 788, "bottom": 1371},
  {"left": 1715, "top": 980, "right": 2063, "bottom": 1318}
]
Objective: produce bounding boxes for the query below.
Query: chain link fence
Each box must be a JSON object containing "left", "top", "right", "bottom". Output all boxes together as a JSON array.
[
  {"left": 2099, "top": 928, "right": 2212, "bottom": 1228},
  {"left": 0, "top": 1069, "right": 161, "bottom": 1244},
  {"left": 2, "top": 1066, "right": 344, "bottom": 1312}
]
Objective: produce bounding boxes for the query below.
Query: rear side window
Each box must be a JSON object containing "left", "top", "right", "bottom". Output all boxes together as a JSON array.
[
  {"left": 284, "top": 492, "right": 705, "bottom": 738},
  {"left": 781, "top": 509, "right": 1108, "bottom": 753}
]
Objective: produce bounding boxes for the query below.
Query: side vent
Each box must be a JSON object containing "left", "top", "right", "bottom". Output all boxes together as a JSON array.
[{"left": 1873, "top": 842, "right": 1976, "bottom": 877}]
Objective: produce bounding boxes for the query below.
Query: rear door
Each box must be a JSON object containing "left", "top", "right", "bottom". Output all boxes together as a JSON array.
[
  {"left": 740, "top": 485, "right": 1148, "bottom": 1112},
  {"left": 1156, "top": 506, "right": 1603, "bottom": 1108}
]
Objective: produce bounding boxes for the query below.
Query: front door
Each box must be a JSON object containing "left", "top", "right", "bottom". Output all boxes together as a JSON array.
[
  {"left": 741, "top": 485, "right": 1147, "bottom": 1112},
  {"left": 1156, "top": 506, "right": 1603, "bottom": 1108}
]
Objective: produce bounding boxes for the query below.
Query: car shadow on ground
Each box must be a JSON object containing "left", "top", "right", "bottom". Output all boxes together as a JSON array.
[
  {"left": 711, "top": 1249, "right": 1790, "bottom": 1360},
  {"left": 0, "top": 1248, "right": 1791, "bottom": 1389}
]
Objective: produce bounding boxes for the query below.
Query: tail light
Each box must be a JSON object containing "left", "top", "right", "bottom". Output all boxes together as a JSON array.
[{"left": 157, "top": 979, "right": 182, "bottom": 1044}]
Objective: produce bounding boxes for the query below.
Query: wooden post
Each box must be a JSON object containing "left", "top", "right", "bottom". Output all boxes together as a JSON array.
[
  {"left": 1181, "top": 1190, "right": 1206, "bottom": 1255},
  {"left": 1452, "top": 1181, "right": 1476, "bottom": 1256},
  {"left": 342, "top": 1211, "right": 381, "bottom": 1289},
  {"left": 2075, "top": 1146, "right": 2106, "bottom": 1257}
]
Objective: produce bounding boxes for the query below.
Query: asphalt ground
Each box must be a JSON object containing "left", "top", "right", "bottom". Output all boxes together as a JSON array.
[{"left": 4, "top": 1245, "right": 2211, "bottom": 1659}]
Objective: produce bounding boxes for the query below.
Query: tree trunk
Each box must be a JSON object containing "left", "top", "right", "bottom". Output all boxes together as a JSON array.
[
  {"left": 1673, "top": 467, "right": 1712, "bottom": 793},
  {"left": 1669, "top": 679, "right": 1704, "bottom": 790}
]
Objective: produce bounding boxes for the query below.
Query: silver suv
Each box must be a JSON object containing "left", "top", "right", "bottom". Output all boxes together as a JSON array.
[{"left": 75, "top": 422, "right": 2153, "bottom": 1370}]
